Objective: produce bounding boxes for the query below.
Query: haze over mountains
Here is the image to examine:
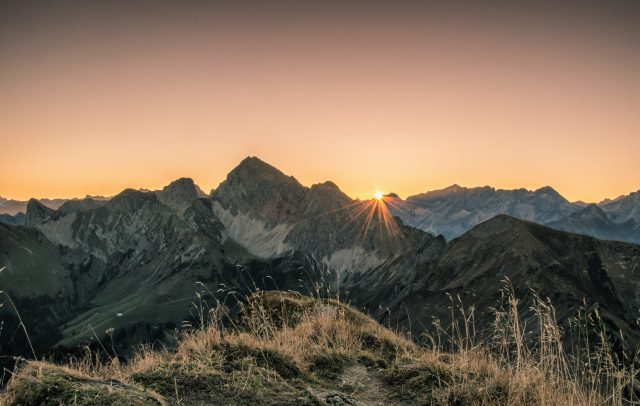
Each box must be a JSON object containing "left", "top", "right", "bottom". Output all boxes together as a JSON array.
[
  {"left": 0, "top": 196, "right": 110, "bottom": 217},
  {"left": 387, "top": 185, "right": 640, "bottom": 243},
  {"left": 1, "top": 157, "right": 640, "bottom": 361}
]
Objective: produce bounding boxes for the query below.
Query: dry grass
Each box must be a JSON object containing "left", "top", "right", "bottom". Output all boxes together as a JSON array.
[
  {"left": 1, "top": 361, "right": 165, "bottom": 406},
  {"left": 2, "top": 287, "right": 639, "bottom": 405}
]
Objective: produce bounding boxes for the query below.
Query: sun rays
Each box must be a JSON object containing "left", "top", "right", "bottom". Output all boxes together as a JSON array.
[
  {"left": 362, "top": 194, "right": 403, "bottom": 242},
  {"left": 315, "top": 192, "right": 405, "bottom": 245}
]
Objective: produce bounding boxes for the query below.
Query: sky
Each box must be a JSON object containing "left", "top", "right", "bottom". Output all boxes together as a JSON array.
[{"left": 1, "top": 0, "right": 639, "bottom": 202}]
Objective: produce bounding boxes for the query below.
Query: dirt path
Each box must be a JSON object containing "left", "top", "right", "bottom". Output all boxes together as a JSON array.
[{"left": 308, "top": 364, "right": 411, "bottom": 406}]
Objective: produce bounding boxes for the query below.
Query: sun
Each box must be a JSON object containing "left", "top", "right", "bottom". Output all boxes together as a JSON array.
[{"left": 374, "top": 191, "right": 384, "bottom": 200}]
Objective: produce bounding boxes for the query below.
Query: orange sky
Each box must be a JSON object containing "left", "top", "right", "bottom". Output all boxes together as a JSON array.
[{"left": 1, "top": 1, "right": 639, "bottom": 202}]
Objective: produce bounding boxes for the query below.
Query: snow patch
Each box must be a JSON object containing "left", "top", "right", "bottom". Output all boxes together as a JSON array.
[{"left": 212, "top": 201, "right": 293, "bottom": 258}]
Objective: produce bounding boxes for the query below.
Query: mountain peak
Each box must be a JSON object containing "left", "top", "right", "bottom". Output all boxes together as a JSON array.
[
  {"left": 407, "top": 184, "right": 469, "bottom": 201},
  {"left": 222, "top": 156, "right": 303, "bottom": 189},
  {"left": 310, "top": 180, "right": 342, "bottom": 193},
  {"left": 58, "top": 197, "right": 106, "bottom": 214},
  {"left": 306, "top": 181, "right": 352, "bottom": 210},
  {"left": 534, "top": 186, "right": 562, "bottom": 198},
  {"left": 235, "top": 156, "right": 281, "bottom": 174},
  {"left": 212, "top": 157, "right": 306, "bottom": 223},
  {"left": 156, "top": 178, "right": 199, "bottom": 214},
  {"left": 572, "top": 204, "right": 608, "bottom": 221},
  {"left": 25, "top": 198, "right": 56, "bottom": 226},
  {"left": 437, "top": 184, "right": 466, "bottom": 195},
  {"left": 162, "top": 177, "right": 198, "bottom": 195},
  {"left": 454, "top": 214, "right": 532, "bottom": 242}
]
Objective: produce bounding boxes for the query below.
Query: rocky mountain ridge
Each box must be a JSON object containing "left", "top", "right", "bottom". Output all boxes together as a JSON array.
[
  {"left": 4, "top": 172, "right": 640, "bottom": 244},
  {"left": 401, "top": 214, "right": 640, "bottom": 349},
  {"left": 387, "top": 184, "right": 640, "bottom": 243},
  {"left": 1, "top": 157, "right": 639, "bottom": 363}
]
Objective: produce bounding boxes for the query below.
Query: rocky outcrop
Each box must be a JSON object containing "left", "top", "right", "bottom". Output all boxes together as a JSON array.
[
  {"left": 156, "top": 177, "right": 200, "bottom": 216},
  {"left": 25, "top": 199, "right": 56, "bottom": 226}
]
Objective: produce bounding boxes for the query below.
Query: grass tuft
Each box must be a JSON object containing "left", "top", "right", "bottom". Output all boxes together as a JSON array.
[{"left": 2, "top": 287, "right": 639, "bottom": 405}]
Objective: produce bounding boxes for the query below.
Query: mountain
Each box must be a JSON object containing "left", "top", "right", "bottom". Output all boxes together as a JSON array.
[
  {"left": 401, "top": 215, "right": 640, "bottom": 349},
  {"left": 2, "top": 157, "right": 640, "bottom": 365},
  {"left": 600, "top": 190, "right": 640, "bottom": 224},
  {"left": 0, "top": 196, "right": 110, "bottom": 216},
  {"left": 0, "top": 222, "right": 76, "bottom": 356},
  {"left": 57, "top": 197, "right": 107, "bottom": 214},
  {"left": 547, "top": 204, "right": 640, "bottom": 243},
  {"left": 212, "top": 157, "right": 440, "bottom": 262},
  {"left": 389, "top": 184, "right": 579, "bottom": 240},
  {"left": 386, "top": 184, "right": 640, "bottom": 244},
  {"left": 211, "top": 156, "right": 446, "bottom": 308},
  {"left": 5, "top": 178, "right": 320, "bottom": 353},
  {"left": 0, "top": 212, "right": 25, "bottom": 226},
  {"left": 0, "top": 161, "right": 443, "bottom": 356}
]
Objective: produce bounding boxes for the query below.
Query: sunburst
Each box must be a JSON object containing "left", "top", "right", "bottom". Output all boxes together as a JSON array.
[{"left": 312, "top": 190, "right": 405, "bottom": 244}]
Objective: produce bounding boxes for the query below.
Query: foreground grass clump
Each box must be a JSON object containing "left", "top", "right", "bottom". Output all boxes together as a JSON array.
[
  {"left": 1, "top": 362, "right": 164, "bottom": 405},
  {"left": 1, "top": 290, "right": 636, "bottom": 405}
]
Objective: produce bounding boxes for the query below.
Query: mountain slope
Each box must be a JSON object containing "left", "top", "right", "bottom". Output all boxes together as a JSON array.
[
  {"left": 0, "top": 212, "right": 25, "bottom": 226},
  {"left": 4, "top": 292, "right": 623, "bottom": 406},
  {"left": 600, "top": 190, "right": 640, "bottom": 224},
  {"left": 212, "top": 157, "right": 442, "bottom": 263},
  {"left": 402, "top": 215, "right": 640, "bottom": 348},
  {"left": 211, "top": 157, "right": 446, "bottom": 310},
  {"left": 1, "top": 179, "right": 322, "bottom": 353},
  {"left": 389, "top": 185, "right": 579, "bottom": 240},
  {"left": 1, "top": 159, "right": 446, "bottom": 356},
  {"left": 0, "top": 223, "right": 76, "bottom": 356},
  {"left": 547, "top": 204, "right": 640, "bottom": 243},
  {"left": 2, "top": 157, "right": 640, "bottom": 366}
]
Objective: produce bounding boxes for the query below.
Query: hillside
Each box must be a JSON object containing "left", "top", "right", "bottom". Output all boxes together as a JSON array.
[
  {"left": 2, "top": 157, "right": 640, "bottom": 367},
  {"left": 402, "top": 215, "right": 640, "bottom": 350},
  {"left": 2, "top": 291, "right": 633, "bottom": 405},
  {"left": 0, "top": 158, "right": 446, "bottom": 357},
  {"left": 547, "top": 204, "right": 640, "bottom": 243}
]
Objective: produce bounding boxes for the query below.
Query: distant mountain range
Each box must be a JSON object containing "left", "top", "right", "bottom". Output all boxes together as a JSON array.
[
  {"left": 386, "top": 184, "right": 640, "bottom": 243},
  {"left": 3, "top": 180, "right": 639, "bottom": 244},
  {"left": 0, "top": 197, "right": 65, "bottom": 216},
  {"left": 1, "top": 157, "right": 639, "bottom": 361},
  {"left": 0, "top": 212, "right": 24, "bottom": 226},
  {"left": 0, "top": 196, "right": 112, "bottom": 216}
]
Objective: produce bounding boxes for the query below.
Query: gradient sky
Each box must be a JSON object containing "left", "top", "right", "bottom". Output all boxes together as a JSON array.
[{"left": 1, "top": 0, "right": 639, "bottom": 202}]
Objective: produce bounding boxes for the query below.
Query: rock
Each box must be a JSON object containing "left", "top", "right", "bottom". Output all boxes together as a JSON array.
[{"left": 25, "top": 198, "right": 56, "bottom": 226}]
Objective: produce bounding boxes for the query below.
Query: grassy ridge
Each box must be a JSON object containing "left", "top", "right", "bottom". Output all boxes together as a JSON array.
[{"left": 2, "top": 289, "right": 638, "bottom": 405}]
